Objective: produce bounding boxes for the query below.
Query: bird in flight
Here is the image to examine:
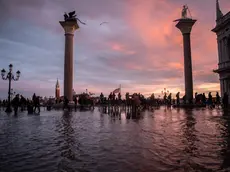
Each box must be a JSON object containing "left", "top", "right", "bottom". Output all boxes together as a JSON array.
[{"left": 100, "top": 22, "right": 108, "bottom": 26}]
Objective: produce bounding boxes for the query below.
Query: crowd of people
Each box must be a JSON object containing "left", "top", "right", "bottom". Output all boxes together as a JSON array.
[
  {"left": 0, "top": 91, "right": 229, "bottom": 114},
  {"left": 99, "top": 91, "right": 229, "bottom": 110},
  {"left": 0, "top": 93, "right": 43, "bottom": 115}
]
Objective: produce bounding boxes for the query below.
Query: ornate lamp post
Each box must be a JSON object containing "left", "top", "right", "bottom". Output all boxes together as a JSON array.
[{"left": 1, "top": 64, "right": 21, "bottom": 113}]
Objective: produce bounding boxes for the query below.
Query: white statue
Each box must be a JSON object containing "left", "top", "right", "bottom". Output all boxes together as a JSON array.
[{"left": 182, "top": 5, "right": 188, "bottom": 18}]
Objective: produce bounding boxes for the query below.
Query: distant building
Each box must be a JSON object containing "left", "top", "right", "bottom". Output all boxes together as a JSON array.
[
  {"left": 212, "top": 0, "right": 230, "bottom": 101},
  {"left": 55, "top": 79, "right": 60, "bottom": 99}
]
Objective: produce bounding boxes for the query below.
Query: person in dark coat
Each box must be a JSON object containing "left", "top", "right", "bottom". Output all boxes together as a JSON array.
[
  {"left": 32, "top": 93, "right": 36, "bottom": 103},
  {"left": 100, "top": 93, "right": 104, "bottom": 105},
  {"left": 208, "top": 92, "right": 213, "bottom": 108},
  {"left": 176, "top": 92, "right": 180, "bottom": 105},
  {"left": 27, "top": 100, "right": 34, "bottom": 114},
  {"left": 74, "top": 96, "right": 77, "bottom": 110},
  {"left": 202, "top": 93, "right": 206, "bottom": 106},
  {"left": 12, "top": 94, "right": 20, "bottom": 115},
  {"left": 216, "top": 92, "right": 221, "bottom": 107},
  {"left": 63, "top": 96, "right": 69, "bottom": 110},
  {"left": 34, "top": 96, "right": 40, "bottom": 113},
  {"left": 182, "top": 95, "right": 186, "bottom": 104}
]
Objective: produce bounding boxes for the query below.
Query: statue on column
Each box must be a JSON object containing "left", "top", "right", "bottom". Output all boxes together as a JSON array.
[
  {"left": 182, "top": 5, "right": 188, "bottom": 18},
  {"left": 63, "top": 11, "right": 86, "bottom": 25}
]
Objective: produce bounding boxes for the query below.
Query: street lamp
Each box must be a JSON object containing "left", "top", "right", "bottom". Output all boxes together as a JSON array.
[{"left": 1, "top": 64, "right": 21, "bottom": 113}]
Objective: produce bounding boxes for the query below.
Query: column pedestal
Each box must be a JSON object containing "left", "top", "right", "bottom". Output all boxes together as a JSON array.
[{"left": 60, "top": 20, "right": 79, "bottom": 101}]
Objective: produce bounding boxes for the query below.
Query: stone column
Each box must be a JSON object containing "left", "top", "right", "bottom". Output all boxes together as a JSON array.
[
  {"left": 224, "top": 38, "right": 229, "bottom": 61},
  {"left": 220, "top": 79, "right": 224, "bottom": 97},
  {"left": 218, "top": 39, "right": 222, "bottom": 62},
  {"left": 175, "top": 19, "right": 196, "bottom": 103},
  {"left": 60, "top": 20, "right": 79, "bottom": 101},
  {"left": 221, "top": 39, "right": 225, "bottom": 62}
]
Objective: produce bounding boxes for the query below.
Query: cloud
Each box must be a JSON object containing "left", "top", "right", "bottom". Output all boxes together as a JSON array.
[{"left": 0, "top": 0, "right": 229, "bottom": 99}]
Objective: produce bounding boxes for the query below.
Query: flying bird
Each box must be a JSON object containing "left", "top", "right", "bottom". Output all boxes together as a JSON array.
[{"left": 100, "top": 22, "right": 108, "bottom": 26}]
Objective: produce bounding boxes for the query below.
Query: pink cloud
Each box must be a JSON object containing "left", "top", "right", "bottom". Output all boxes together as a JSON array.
[{"left": 1, "top": 0, "right": 229, "bottom": 98}]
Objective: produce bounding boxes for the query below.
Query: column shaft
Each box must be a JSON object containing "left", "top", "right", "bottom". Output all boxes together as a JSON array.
[
  {"left": 220, "top": 79, "right": 224, "bottom": 97},
  {"left": 218, "top": 40, "right": 222, "bottom": 62},
  {"left": 64, "top": 33, "right": 74, "bottom": 101},
  {"left": 183, "top": 33, "right": 193, "bottom": 103},
  {"left": 221, "top": 40, "right": 225, "bottom": 62}
]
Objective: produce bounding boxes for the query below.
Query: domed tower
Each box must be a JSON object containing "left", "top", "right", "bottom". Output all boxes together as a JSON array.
[{"left": 55, "top": 79, "right": 60, "bottom": 100}]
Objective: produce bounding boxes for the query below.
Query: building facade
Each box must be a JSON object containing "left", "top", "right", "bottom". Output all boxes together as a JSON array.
[
  {"left": 212, "top": 0, "right": 230, "bottom": 101},
  {"left": 55, "top": 79, "right": 60, "bottom": 100}
]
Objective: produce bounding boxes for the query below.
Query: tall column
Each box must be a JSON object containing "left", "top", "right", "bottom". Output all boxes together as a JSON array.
[
  {"left": 60, "top": 20, "right": 79, "bottom": 101},
  {"left": 175, "top": 19, "right": 196, "bottom": 103}
]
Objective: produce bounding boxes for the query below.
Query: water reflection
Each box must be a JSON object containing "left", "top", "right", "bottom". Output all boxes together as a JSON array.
[
  {"left": 2, "top": 108, "right": 230, "bottom": 171},
  {"left": 57, "top": 111, "right": 78, "bottom": 171},
  {"left": 183, "top": 109, "right": 198, "bottom": 156},
  {"left": 98, "top": 106, "right": 144, "bottom": 120},
  {"left": 180, "top": 109, "right": 198, "bottom": 171}
]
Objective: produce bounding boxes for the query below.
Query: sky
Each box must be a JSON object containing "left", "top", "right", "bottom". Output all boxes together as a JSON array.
[{"left": 0, "top": 0, "right": 229, "bottom": 99}]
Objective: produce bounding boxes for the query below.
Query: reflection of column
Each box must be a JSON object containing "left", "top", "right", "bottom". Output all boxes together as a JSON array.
[
  {"left": 182, "top": 110, "right": 197, "bottom": 157},
  {"left": 175, "top": 19, "right": 196, "bottom": 103},
  {"left": 59, "top": 111, "right": 76, "bottom": 161},
  {"left": 60, "top": 20, "right": 79, "bottom": 101}
]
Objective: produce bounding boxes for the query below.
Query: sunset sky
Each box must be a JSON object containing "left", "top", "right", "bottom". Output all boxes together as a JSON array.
[{"left": 0, "top": 0, "right": 229, "bottom": 99}]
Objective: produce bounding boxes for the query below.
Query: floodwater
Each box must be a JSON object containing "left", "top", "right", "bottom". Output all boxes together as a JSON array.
[{"left": 0, "top": 107, "right": 230, "bottom": 172}]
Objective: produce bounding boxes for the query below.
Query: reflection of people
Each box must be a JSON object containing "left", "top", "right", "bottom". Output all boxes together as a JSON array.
[
  {"left": 182, "top": 5, "right": 188, "bottom": 18},
  {"left": 12, "top": 94, "right": 20, "bottom": 115}
]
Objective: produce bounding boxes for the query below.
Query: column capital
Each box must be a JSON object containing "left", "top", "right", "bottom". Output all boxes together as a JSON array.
[
  {"left": 59, "top": 20, "right": 79, "bottom": 35},
  {"left": 175, "top": 19, "right": 197, "bottom": 34}
]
